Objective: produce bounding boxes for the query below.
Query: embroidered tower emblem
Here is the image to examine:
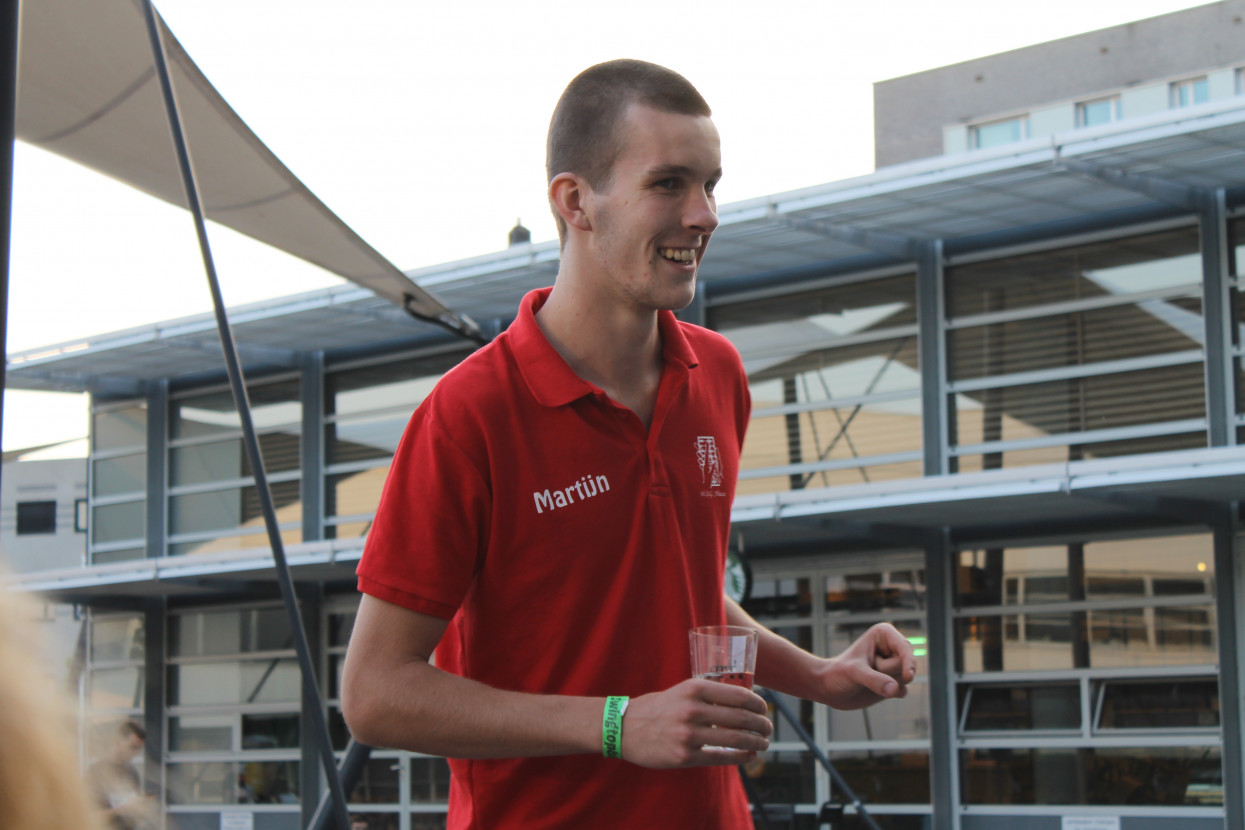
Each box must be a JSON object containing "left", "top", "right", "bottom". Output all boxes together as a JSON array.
[{"left": 696, "top": 436, "right": 723, "bottom": 488}]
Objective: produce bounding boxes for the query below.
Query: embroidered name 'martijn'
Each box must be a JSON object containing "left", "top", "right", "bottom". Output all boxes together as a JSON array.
[{"left": 533, "top": 474, "right": 611, "bottom": 514}]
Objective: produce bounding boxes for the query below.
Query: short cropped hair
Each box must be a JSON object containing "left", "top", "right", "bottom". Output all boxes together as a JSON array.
[
  {"left": 119, "top": 721, "right": 146, "bottom": 742},
  {"left": 546, "top": 59, "right": 711, "bottom": 243}
]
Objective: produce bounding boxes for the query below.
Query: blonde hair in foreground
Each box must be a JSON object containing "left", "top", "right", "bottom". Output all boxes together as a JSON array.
[{"left": 0, "top": 587, "right": 106, "bottom": 830}]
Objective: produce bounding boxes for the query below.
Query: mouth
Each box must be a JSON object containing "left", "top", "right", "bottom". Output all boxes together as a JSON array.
[{"left": 659, "top": 247, "right": 697, "bottom": 264}]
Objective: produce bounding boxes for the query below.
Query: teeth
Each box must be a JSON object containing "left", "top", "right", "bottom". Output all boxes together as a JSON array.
[{"left": 660, "top": 248, "right": 695, "bottom": 262}]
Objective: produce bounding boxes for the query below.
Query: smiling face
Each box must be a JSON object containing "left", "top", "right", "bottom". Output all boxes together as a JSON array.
[{"left": 580, "top": 102, "right": 721, "bottom": 314}]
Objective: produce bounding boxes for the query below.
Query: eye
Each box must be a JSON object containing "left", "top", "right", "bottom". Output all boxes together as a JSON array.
[
  {"left": 655, "top": 177, "right": 679, "bottom": 190},
  {"left": 705, "top": 179, "right": 719, "bottom": 196}
]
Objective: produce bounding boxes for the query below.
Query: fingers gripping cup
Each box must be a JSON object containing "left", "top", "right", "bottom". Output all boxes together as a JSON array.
[{"left": 689, "top": 625, "right": 758, "bottom": 689}]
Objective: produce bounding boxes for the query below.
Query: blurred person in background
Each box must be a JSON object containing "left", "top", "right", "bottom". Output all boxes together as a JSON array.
[{"left": 87, "top": 720, "right": 158, "bottom": 829}]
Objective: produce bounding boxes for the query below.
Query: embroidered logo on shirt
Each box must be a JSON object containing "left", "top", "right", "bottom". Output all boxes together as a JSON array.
[
  {"left": 533, "top": 474, "right": 611, "bottom": 514},
  {"left": 696, "top": 436, "right": 724, "bottom": 493}
]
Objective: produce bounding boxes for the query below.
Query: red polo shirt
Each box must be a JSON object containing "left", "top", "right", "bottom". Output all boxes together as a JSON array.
[{"left": 357, "top": 287, "right": 752, "bottom": 829}]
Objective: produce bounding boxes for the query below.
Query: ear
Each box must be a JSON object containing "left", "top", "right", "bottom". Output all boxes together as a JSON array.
[{"left": 549, "top": 172, "right": 593, "bottom": 234}]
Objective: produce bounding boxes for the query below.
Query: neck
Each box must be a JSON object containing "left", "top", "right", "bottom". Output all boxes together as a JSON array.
[{"left": 536, "top": 258, "right": 666, "bottom": 426}]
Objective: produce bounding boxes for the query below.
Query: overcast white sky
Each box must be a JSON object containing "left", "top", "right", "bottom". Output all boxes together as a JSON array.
[{"left": 1, "top": 0, "right": 1216, "bottom": 452}]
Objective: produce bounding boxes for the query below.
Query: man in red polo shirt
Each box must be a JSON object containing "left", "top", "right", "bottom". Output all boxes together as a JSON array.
[{"left": 343, "top": 60, "right": 916, "bottom": 829}]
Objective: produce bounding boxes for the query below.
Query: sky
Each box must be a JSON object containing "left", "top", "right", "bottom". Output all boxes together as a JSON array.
[{"left": 1, "top": 0, "right": 1218, "bottom": 454}]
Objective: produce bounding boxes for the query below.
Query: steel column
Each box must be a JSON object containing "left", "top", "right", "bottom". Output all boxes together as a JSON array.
[
  {"left": 137, "top": 4, "right": 350, "bottom": 828},
  {"left": 1213, "top": 505, "right": 1244, "bottom": 830},
  {"left": 300, "top": 584, "right": 325, "bottom": 829},
  {"left": 142, "top": 597, "right": 167, "bottom": 816},
  {"left": 145, "top": 379, "right": 168, "bottom": 559},
  {"left": 1200, "top": 189, "right": 1235, "bottom": 447},
  {"left": 301, "top": 351, "right": 324, "bottom": 543},
  {"left": 0, "top": 0, "right": 19, "bottom": 489},
  {"left": 918, "top": 241, "right": 950, "bottom": 475},
  {"left": 925, "top": 529, "right": 961, "bottom": 830}
]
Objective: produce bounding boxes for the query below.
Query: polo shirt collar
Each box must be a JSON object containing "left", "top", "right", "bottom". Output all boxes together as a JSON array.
[{"left": 510, "top": 287, "right": 701, "bottom": 409}]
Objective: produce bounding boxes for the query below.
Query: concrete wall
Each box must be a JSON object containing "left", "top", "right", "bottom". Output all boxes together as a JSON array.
[
  {"left": 875, "top": 0, "right": 1245, "bottom": 166},
  {"left": 1, "top": 456, "right": 87, "bottom": 573}
]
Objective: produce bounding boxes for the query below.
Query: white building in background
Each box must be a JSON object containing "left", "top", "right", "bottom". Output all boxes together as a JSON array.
[{"left": 1, "top": 449, "right": 88, "bottom": 683}]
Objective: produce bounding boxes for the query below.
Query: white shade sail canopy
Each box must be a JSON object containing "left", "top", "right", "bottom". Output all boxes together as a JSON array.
[{"left": 14, "top": 0, "right": 480, "bottom": 340}]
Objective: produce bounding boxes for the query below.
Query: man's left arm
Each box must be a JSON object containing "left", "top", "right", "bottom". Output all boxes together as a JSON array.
[{"left": 725, "top": 598, "right": 916, "bottom": 710}]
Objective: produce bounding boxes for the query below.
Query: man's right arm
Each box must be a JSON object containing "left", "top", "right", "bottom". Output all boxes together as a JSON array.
[{"left": 340, "top": 593, "right": 771, "bottom": 767}]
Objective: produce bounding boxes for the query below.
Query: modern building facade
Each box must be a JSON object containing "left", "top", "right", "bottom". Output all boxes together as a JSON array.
[{"left": 6, "top": 5, "right": 1245, "bottom": 830}]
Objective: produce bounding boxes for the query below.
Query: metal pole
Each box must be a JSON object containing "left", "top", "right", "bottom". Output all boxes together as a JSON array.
[
  {"left": 307, "top": 739, "right": 374, "bottom": 830},
  {"left": 0, "top": 0, "right": 20, "bottom": 488},
  {"left": 136, "top": 5, "right": 351, "bottom": 828},
  {"left": 760, "top": 690, "right": 883, "bottom": 830}
]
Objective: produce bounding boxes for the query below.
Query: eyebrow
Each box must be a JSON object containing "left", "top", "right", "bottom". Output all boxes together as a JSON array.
[{"left": 648, "top": 164, "right": 723, "bottom": 181}]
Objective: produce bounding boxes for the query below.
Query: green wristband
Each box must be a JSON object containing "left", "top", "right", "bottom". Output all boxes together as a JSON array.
[{"left": 602, "top": 696, "right": 629, "bottom": 759}]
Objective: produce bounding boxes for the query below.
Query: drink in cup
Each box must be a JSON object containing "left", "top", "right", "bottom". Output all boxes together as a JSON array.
[{"left": 689, "top": 625, "right": 758, "bottom": 689}]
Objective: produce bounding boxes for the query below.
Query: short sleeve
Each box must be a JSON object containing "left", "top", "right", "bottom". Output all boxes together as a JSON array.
[{"left": 355, "top": 401, "right": 491, "bottom": 620}]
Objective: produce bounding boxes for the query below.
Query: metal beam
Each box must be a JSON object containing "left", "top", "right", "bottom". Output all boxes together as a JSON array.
[
  {"left": 174, "top": 336, "right": 300, "bottom": 368},
  {"left": 1213, "top": 505, "right": 1244, "bottom": 830},
  {"left": 1200, "top": 189, "right": 1235, "bottom": 447},
  {"left": 142, "top": 597, "right": 167, "bottom": 812},
  {"left": 301, "top": 351, "right": 324, "bottom": 543},
  {"left": 0, "top": 0, "right": 17, "bottom": 492},
  {"left": 1058, "top": 157, "right": 1201, "bottom": 210},
  {"left": 138, "top": 4, "right": 351, "bottom": 828},
  {"left": 924, "top": 528, "right": 961, "bottom": 830},
  {"left": 917, "top": 240, "right": 950, "bottom": 475},
  {"left": 5, "top": 368, "right": 145, "bottom": 397},
  {"left": 144, "top": 379, "right": 167, "bottom": 560},
  {"left": 770, "top": 209, "right": 921, "bottom": 261}
]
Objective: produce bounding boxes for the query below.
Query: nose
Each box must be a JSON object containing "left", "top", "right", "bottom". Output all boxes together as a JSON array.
[{"left": 685, "top": 188, "right": 719, "bottom": 235}]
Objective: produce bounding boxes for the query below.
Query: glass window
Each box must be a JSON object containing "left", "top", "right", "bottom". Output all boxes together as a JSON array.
[
  {"left": 91, "top": 615, "right": 144, "bottom": 663},
  {"left": 351, "top": 758, "right": 401, "bottom": 804},
  {"left": 93, "top": 452, "right": 146, "bottom": 497},
  {"left": 92, "top": 547, "right": 145, "bottom": 564},
  {"left": 327, "top": 351, "right": 468, "bottom": 419},
  {"left": 172, "top": 379, "right": 300, "bottom": 440},
  {"left": 971, "top": 116, "right": 1028, "bottom": 149},
  {"left": 962, "top": 684, "right": 1080, "bottom": 732},
  {"left": 948, "top": 227, "right": 1205, "bottom": 467},
  {"left": 169, "top": 714, "right": 232, "bottom": 751},
  {"left": 169, "top": 480, "right": 301, "bottom": 536},
  {"left": 93, "top": 405, "right": 147, "bottom": 451},
  {"left": 170, "top": 432, "right": 300, "bottom": 487},
  {"left": 409, "top": 758, "right": 451, "bottom": 804},
  {"left": 948, "top": 227, "right": 1201, "bottom": 320},
  {"left": 16, "top": 500, "right": 56, "bottom": 535},
  {"left": 826, "top": 570, "right": 926, "bottom": 615},
  {"left": 171, "top": 608, "right": 293, "bottom": 657},
  {"left": 327, "top": 469, "right": 389, "bottom": 524},
  {"left": 328, "top": 610, "right": 356, "bottom": 647},
  {"left": 712, "top": 274, "right": 921, "bottom": 494},
  {"left": 743, "top": 750, "right": 817, "bottom": 807},
  {"left": 1077, "top": 96, "right": 1119, "bottom": 127},
  {"left": 962, "top": 747, "right": 1221, "bottom": 806},
  {"left": 1098, "top": 678, "right": 1219, "bottom": 730},
  {"left": 91, "top": 501, "right": 144, "bottom": 545},
  {"left": 89, "top": 666, "right": 144, "bottom": 709},
  {"left": 1170, "top": 77, "right": 1210, "bottom": 108},
  {"left": 329, "top": 412, "right": 410, "bottom": 466},
  {"left": 832, "top": 751, "right": 930, "bottom": 804},
  {"left": 168, "top": 761, "right": 299, "bottom": 805},
  {"left": 743, "top": 576, "right": 813, "bottom": 618},
  {"left": 169, "top": 660, "right": 300, "bottom": 706},
  {"left": 243, "top": 713, "right": 300, "bottom": 750}
]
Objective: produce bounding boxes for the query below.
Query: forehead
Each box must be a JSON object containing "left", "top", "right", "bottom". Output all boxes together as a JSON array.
[{"left": 611, "top": 102, "right": 721, "bottom": 177}]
